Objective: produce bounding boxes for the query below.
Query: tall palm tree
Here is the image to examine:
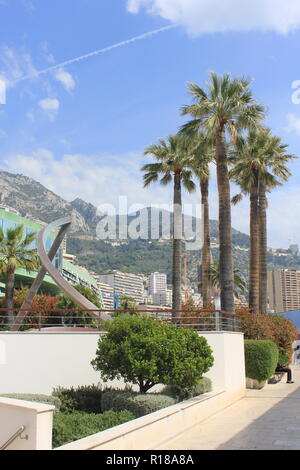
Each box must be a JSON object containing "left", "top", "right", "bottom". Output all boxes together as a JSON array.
[
  {"left": 141, "top": 134, "right": 196, "bottom": 316},
  {"left": 257, "top": 134, "right": 295, "bottom": 313},
  {"left": 230, "top": 129, "right": 295, "bottom": 313},
  {"left": 188, "top": 135, "right": 214, "bottom": 308},
  {"left": 0, "top": 224, "right": 40, "bottom": 325},
  {"left": 181, "top": 72, "right": 265, "bottom": 313}
]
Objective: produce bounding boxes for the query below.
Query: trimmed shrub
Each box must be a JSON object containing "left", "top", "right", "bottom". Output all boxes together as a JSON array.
[
  {"left": 244, "top": 340, "right": 279, "bottom": 382},
  {"left": 52, "top": 410, "right": 135, "bottom": 448},
  {"left": 52, "top": 385, "right": 102, "bottom": 414},
  {"left": 238, "top": 308, "right": 298, "bottom": 365},
  {"left": 101, "top": 390, "right": 176, "bottom": 418},
  {"left": 0, "top": 393, "right": 61, "bottom": 410},
  {"left": 92, "top": 314, "right": 214, "bottom": 393},
  {"left": 162, "top": 376, "right": 212, "bottom": 401}
]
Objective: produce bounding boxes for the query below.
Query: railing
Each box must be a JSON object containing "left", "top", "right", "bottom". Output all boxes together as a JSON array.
[
  {"left": 0, "top": 425, "right": 28, "bottom": 450},
  {"left": 0, "top": 308, "right": 240, "bottom": 332}
]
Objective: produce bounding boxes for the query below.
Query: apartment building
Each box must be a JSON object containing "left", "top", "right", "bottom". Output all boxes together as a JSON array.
[
  {"left": 267, "top": 269, "right": 300, "bottom": 313},
  {"left": 97, "top": 282, "right": 114, "bottom": 310},
  {"left": 153, "top": 289, "right": 172, "bottom": 307},
  {"left": 99, "top": 270, "right": 144, "bottom": 304},
  {"left": 148, "top": 272, "right": 167, "bottom": 296}
]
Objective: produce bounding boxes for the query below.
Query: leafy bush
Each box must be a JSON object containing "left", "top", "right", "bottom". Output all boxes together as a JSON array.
[
  {"left": 238, "top": 308, "right": 298, "bottom": 364},
  {"left": 244, "top": 340, "right": 279, "bottom": 382},
  {"left": 91, "top": 314, "right": 214, "bottom": 393},
  {"left": 269, "top": 315, "right": 298, "bottom": 364},
  {"left": 0, "top": 288, "right": 57, "bottom": 330},
  {"left": 52, "top": 410, "right": 135, "bottom": 448},
  {"left": 54, "top": 285, "right": 102, "bottom": 327},
  {"left": 0, "top": 393, "right": 61, "bottom": 410},
  {"left": 52, "top": 385, "right": 102, "bottom": 413},
  {"left": 101, "top": 390, "right": 176, "bottom": 417},
  {"left": 162, "top": 376, "right": 212, "bottom": 401}
]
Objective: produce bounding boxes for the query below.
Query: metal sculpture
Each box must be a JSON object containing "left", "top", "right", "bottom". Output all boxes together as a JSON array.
[{"left": 12, "top": 216, "right": 111, "bottom": 331}]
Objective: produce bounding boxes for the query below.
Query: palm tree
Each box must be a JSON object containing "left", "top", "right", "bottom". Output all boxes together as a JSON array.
[
  {"left": 230, "top": 129, "right": 295, "bottom": 313},
  {"left": 210, "top": 261, "right": 247, "bottom": 301},
  {"left": 181, "top": 72, "right": 265, "bottom": 313},
  {"left": 257, "top": 134, "right": 295, "bottom": 313},
  {"left": 0, "top": 224, "right": 40, "bottom": 325},
  {"left": 188, "top": 135, "right": 214, "bottom": 307},
  {"left": 141, "top": 134, "right": 196, "bottom": 316}
]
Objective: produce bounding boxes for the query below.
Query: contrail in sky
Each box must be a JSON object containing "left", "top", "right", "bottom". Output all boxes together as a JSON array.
[{"left": 12, "top": 24, "right": 177, "bottom": 85}]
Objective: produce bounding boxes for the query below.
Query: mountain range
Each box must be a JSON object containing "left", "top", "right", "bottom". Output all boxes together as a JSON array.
[{"left": 0, "top": 169, "right": 299, "bottom": 284}]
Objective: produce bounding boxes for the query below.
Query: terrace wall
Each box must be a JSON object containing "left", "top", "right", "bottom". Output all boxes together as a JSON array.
[
  {"left": 0, "top": 331, "right": 245, "bottom": 450},
  {"left": 0, "top": 331, "right": 245, "bottom": 395}
]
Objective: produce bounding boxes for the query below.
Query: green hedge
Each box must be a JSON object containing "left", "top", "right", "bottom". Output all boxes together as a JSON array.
[
  {"left": 244, "top": 340, "right": 279, "bottom": 382},
  {"left": 162, "top": 377, "right": 212, "bottom": 401},
  {"left": 52, "top": 385, "right": 102, "bottom": 413},
  {"left": 101, "top": 390, "right": 176, "bottom": 418},
  {"left": 52, "top": 410, "right": 135, "bottom": 448},
  {"left": 0, "top": 393, "right": 61, "bottom": 410}
]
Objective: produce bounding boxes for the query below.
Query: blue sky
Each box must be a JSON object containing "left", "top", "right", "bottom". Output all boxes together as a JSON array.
[{"left": 1, "top": 0, "right": 300, "bottom": 247}]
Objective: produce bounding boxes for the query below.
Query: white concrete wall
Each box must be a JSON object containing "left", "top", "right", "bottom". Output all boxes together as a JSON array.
[
  {"left": 0, "top": 331, "right": 245, "bottom": 451},
  {"left": 0, "top": 397, "right": 54, "bottom": 450},
  {"left": 0, "top": 332, "right": 101, "bottom": 395},
  {"left": 0, "top": 331, "right": 245, "bottom": 395}
]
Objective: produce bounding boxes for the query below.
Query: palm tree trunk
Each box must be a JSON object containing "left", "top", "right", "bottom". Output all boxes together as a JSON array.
[
  {"left": 5, "top": 264, "right": 16, "bottom": 325},
  {"left": 216, "top": 127, "right": 234, "bottom": 313},
  {"left": 172, "top": 170, "right": 182, "bottom": 317},
  {"left": 259, "top": 180, "right": 268, "bottom": 314},
  {"left": 249, "top": 182, "right": 260, "bottom": 314},
  {"left": 200, "top": 177, "right": 212, "bottom": 308}
]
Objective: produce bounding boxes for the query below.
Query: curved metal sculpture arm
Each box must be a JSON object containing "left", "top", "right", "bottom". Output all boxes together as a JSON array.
[{"left": 12, "top": 216, "right": 111, "bottom": 331}]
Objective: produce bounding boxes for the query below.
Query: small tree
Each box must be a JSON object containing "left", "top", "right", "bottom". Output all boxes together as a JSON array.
[
  {"left": 0, "top": 287, "right": 57, "bottom": 329},
  {"left": 55, "top": 285, "right": 102, "bottom": 326},
  {"left": 113, "top": 295, "right": 138, "bottom": 317},
  {"left": 0, "top": 224, "right": 40, "bottom": 325},
  {"left": 91, "top": 314, "right": 214, "bottom": 393}
]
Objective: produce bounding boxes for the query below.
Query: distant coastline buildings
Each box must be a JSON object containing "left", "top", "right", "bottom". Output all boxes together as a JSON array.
[
  {"left": 98, "top": 270, "right": 144, "bottom": 305},
  {"left": 268, "top": 269, "right": 300, "bottom": 313}
]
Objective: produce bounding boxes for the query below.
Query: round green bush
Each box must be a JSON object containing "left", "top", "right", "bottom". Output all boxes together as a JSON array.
[
  {"left": 101, "top": 390, "right": 176, "bottom": 417},
  {"left": 52, "top": 385, "right": 102, "bottom": 413},
  {"left": 92, "top": 314, "right": 214, "bottom": 393},
  {"left": 244, "top": 340, "right": 279, "bottom": 382},
  {"left": 162, "top": 376, "right": 212, "bottom": 401},
  {"left": 52, "top": 410, "right": 135, "bottom": 448}
]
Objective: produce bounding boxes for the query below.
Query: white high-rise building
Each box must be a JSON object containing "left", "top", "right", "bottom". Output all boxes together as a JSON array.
[
  {"left": 148, "top": 272, "right": 167, "bottom": 296},
  {"left": 99, "top": 270, "right": 144, "bottom": 304}
]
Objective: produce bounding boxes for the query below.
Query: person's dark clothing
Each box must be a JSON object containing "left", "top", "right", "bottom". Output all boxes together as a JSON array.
[{"left": 276, "top": 362, "right": 293, "bottom": 382}]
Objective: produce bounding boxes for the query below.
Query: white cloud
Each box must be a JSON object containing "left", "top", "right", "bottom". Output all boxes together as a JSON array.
[
  {"left": 54, "top": 68, "right": 75, "bottom": 92},
  {"left": 38, "top": 97, "right": 60, "bottom": 120},
  {"left": 2, "top": 149, "right": 172, "bottom": 211},
  {"left": 127, "top": 0, "right": 300, "bottom": 35},
  {"left": 285, "top": 113, "right": 300, "bottom": 136},
  {"left": 0, "top": 45, "right": 38, "bottom": 87}
]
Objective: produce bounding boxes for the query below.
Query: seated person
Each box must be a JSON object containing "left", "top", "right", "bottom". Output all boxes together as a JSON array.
[{"left": 276, "top": 362, "right": 294, "bottom": 383}]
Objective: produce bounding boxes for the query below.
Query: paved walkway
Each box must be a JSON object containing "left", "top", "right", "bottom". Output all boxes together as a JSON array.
[{"left": 158, "top": 366, "right": 300, "bottom": 450}]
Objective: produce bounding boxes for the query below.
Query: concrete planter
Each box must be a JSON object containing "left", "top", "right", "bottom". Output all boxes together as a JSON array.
[{"left": 246, "top": 378, "right": 267, "bottom": 389}]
